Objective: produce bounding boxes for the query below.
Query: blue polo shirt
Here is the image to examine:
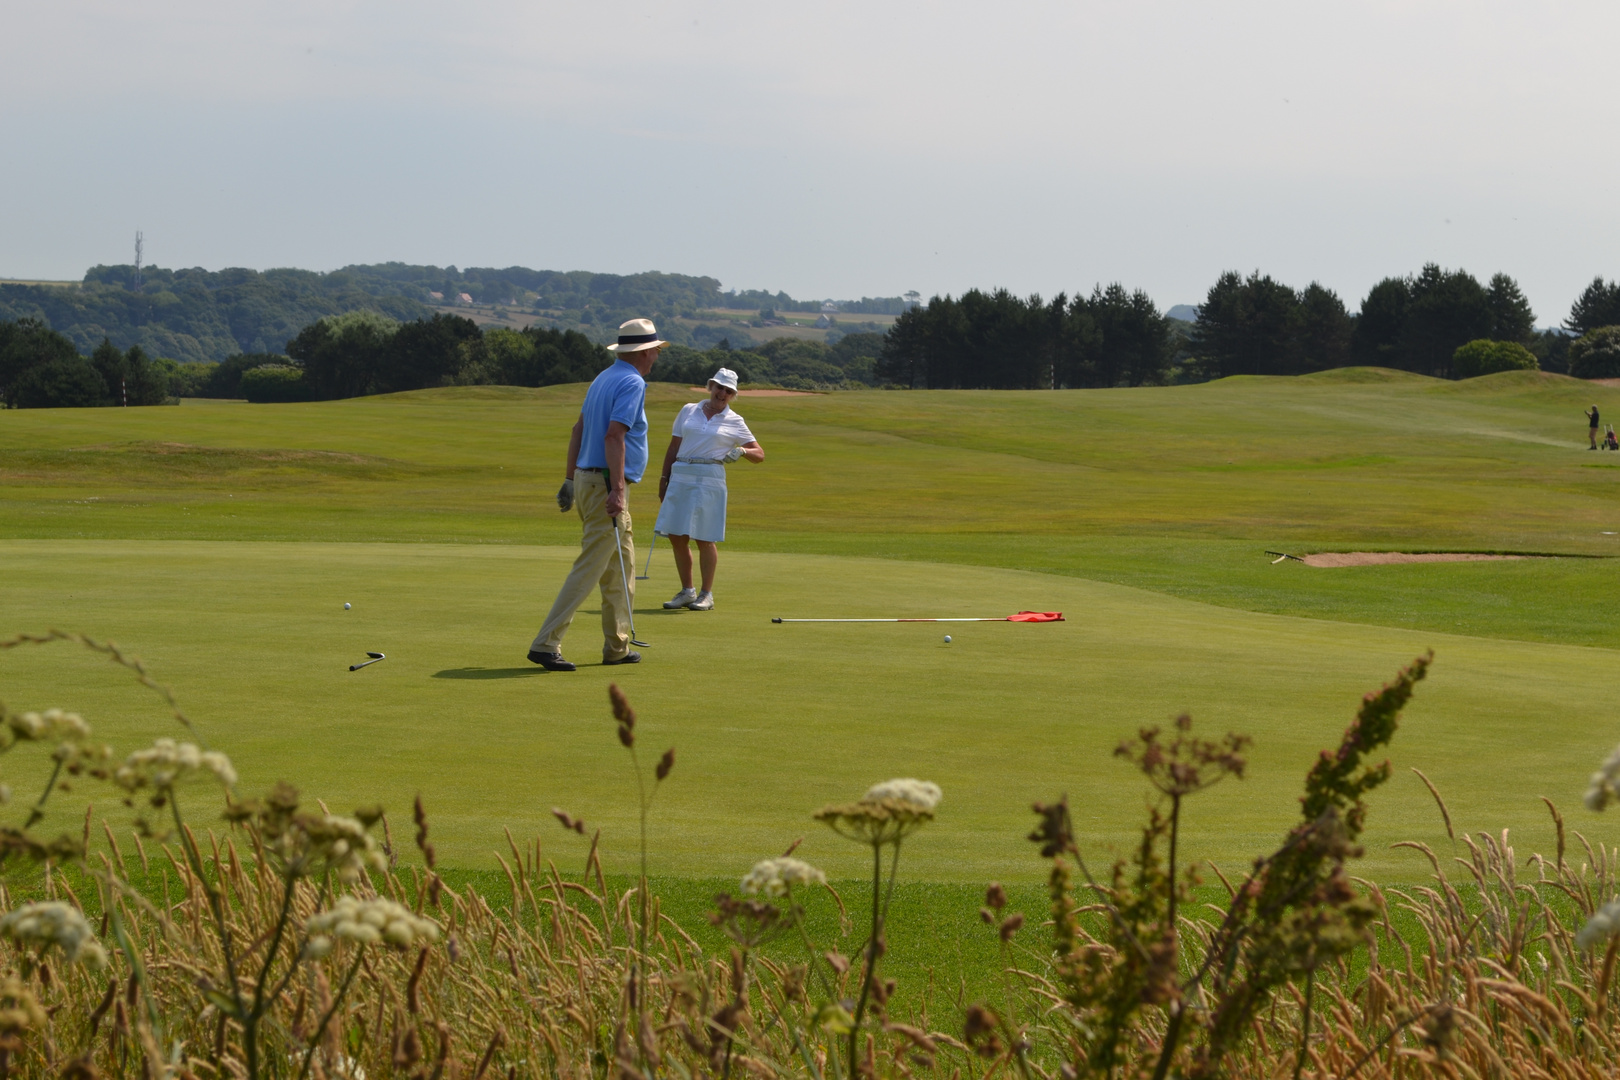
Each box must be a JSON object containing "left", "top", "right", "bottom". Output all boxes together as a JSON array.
[{"left": 576, "top": 359, "right": 649, "bottom": 482}]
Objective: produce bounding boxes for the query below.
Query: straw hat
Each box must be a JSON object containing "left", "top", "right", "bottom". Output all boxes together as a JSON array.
[
  {"left": 607, "top": 318, "right": 668, "bottom": 353},
  {"left": 709, "top": 367, "right": 739, "bottom": 391}
]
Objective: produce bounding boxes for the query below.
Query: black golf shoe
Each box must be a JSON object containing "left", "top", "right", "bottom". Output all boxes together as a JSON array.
[
  {"left": 527, "top": 650, "right": 576, "bottom": 671},
  {"left": 602, "top": 651, "right": 642, "bottom": 666}
]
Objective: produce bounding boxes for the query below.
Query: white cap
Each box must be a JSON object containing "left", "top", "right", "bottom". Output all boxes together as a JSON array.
[{"left": 710, "top": 367, "right": 739, "bottom": 391}]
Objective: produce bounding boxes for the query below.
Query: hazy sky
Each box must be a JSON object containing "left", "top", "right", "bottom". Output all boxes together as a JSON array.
[{"left": 4, "top": 1, "right": 1618, "bottom": 320}]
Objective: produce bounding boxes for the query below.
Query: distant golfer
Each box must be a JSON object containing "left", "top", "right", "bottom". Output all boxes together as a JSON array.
[
  {"left": 653, "top": 367, "right": 764, "bottom": 610},
  {"left": 1589, "top": 404, "right": 1602, "bottom": 450},
  {"left": 527, "top": 319, "right": 664, "bottom": 670}
]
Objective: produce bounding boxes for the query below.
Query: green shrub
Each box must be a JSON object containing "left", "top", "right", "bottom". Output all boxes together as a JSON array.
[
  {"left": 239, "top": 363, "right": 313, "bottom": 403},
  {"left": 1451, "top": 338, "right": 1539, "bottom": 378},
  {"left": 1570, "top": 326, "right": 1620, "bottom": 379},
  {"left": 11, "top": 357, "right": 111, "bottom": 408}
]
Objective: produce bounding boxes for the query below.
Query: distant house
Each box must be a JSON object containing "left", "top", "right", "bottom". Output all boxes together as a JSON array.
[
  {"left": 821, "top": 301, "right": 839, "bottom": 312},
  {"left": 429, "top": 291, "right": 444, "bottom": 301},
  {"left": 457, "top": 293, "right": 474, "bottom": 305},
  {"left": 814, "top": 314, "right": 834, "bottom": 329}
]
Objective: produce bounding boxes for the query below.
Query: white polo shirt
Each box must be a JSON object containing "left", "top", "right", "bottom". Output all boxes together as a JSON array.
[{"left": 672, "top": 401, "right": 755, "bottom": 462}]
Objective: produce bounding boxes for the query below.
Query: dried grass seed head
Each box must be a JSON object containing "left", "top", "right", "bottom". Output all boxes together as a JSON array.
[{"left": 0, "top": 902, "right": 109, "bottom": 969}]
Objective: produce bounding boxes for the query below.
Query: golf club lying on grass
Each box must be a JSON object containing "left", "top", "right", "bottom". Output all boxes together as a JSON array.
[
  {"left": 611, "top": 514, "right": 650, "bottom": 647},
  {"left": 1265, "top": 550, "right": 1305, "bottom": 563},
  {"left": 771, "top": 611, "right": 1064, "bottom": 624},
  {"left": 349, "top": 651, "right": 386, "bottom": 671}
]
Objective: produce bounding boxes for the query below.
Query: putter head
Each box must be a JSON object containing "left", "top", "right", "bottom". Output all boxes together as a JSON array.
[
  {"left": 366, "top": 651, "right": 385, "bottom": 659},
  {"left": 630, "top": 637, "right": 650, "bottom": 648}
]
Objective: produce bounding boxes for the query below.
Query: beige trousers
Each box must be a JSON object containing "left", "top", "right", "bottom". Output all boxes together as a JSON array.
[{"left": 531, "top": 469, "right": 635, "bottom": 660}]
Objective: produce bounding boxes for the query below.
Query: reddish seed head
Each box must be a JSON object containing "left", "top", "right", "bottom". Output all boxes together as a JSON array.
[
  {"left": 656, "top": 748, "right": 675, "bottom": 781},
  {"left": 608, "top": 684, "right": 635, "bottom": 730},
  {"left": 617, "top": 725, "right": 634, "bottom": 749}
]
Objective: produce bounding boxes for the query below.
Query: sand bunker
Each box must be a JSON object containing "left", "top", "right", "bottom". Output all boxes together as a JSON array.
[{"left": 1302, "top": 552, "right": 1535, "bottom": 567}]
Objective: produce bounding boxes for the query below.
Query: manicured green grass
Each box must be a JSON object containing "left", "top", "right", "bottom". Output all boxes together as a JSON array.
[
  {"left": 0, "top": 369, "right": 1617, "bottom": 899},
  {"left": 0, "top": 539, "right": 1603, "bottom": 886}
]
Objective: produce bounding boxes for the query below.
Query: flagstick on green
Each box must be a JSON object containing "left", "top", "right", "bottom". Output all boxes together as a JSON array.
[{"left": 770, "top": 611, "right": 1064, "bottom": 624}]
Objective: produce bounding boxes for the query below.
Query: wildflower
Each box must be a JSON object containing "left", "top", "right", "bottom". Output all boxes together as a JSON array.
[
  {"left": 815, "top": 778, "right": 942, "bottom": 845},
  {"left": 2, "top": 708, "right": 96, "bottom": 756},
  {"left": 305, "top": 897, "right": 440, "bottom": 956},
  {"left": 815, "top": 1003, "right": 854, "bottom": 1035},
  {"left": 0, "top": 902, "right": 110, "bottom": 968},
  {"left": 1586, "top": 744, "right": 1620, "bottom": 811},
  {"left": 300, "top": 815, "right": 388, "bottom": 884},
  {"left": 0, "top": 977, "right": 44, "bottom": 1039},
  {"left": 740, "top": 857, "right": 826, "bottom": 897},
  {"left": 864, "top": 778, "right": 942, "bottom": 812},
  {"left": 1577, "top": 898, "right": 1620, "bottom": 950},
  {"left": 114, "top": 738, "right": 237, "bottom": 792}
]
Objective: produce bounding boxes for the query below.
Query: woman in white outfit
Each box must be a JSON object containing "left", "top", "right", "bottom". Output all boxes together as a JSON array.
[{"left": 653, "top": 367, "right": 764, "bottom": 610}]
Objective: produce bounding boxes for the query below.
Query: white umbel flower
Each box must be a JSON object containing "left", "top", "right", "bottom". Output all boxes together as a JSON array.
[
  {"left": 305, "top": 898, "right": 440, "bottom": 955},
  {"left": 114, "top": 738, "right": 237, "bottom": 791},
  {"left": 1587, "top": 745, "right": 1620, "bottom": 812},
  {"left": 741, "top": 857, "right": 827, "bottom": 897},
  {"left": 1578, "top": 898, "right": 1620, "bottom": 950},
  {"left": 864, "top": 779, "right": 943, "bottom": 812},
  {"left": 0, "top": 902, "right": 109, "bottom": 968}
]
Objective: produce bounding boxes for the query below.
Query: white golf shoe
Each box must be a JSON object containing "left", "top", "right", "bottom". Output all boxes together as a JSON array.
[
  {"left": 688, "top": 591, "right": 714, "bottom": 611},
  {"left": 664, "top": 587, "right": 698, "bottom": 609}
]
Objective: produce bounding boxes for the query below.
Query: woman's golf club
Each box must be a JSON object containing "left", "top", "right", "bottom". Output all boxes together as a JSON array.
[
  {"left": 349, "top": 651, "right": 386, "bottom": 671},
  {"left": 638, "top": 532, "right": 655, "bottom": 580},
  {"left": 611, "top": 515, "right": 650, "bottom": 647}
]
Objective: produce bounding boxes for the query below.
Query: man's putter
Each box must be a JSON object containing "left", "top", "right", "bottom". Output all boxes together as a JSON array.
[{"left": 611, "top": 514, "right": 649, "bottom": 647}]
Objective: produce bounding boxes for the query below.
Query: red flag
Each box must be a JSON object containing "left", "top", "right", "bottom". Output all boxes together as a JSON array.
[{"left": 1006, "top": 611, "right": 1064, "bottom": 622}]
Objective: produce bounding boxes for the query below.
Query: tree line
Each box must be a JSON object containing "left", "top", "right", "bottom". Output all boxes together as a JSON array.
[
  {"left": 10, "top": 265, "right": 1620, "bottom": 407},
  {"left": 0, "top": 319, "right": 175, "bottom": 408},
  {"left": 876, "top": 285, "right": 1175, "bottom": 389},
  {"left": 0, "top": 262, "right": 914, "bottom": 365},
  {"left": 874, "top": 267, "right": 1620, "bottom": 389},
  {"left": 0, "top": 308, "right": 891, "bottom": 407}
]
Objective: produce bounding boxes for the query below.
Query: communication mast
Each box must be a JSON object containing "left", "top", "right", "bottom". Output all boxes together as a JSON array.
[{"left": 133, "top": 231, "right": 144, "bottom": 293}]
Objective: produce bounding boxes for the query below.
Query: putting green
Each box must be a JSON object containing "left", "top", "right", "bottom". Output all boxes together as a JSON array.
[{"left": 1, "top": 539, "right": 1607, "bottom": 883}]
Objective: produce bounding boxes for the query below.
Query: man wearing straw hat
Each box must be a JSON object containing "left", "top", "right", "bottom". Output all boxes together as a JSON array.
[{"left": 527, "top": 318, "right": 664, "bottom": 671}]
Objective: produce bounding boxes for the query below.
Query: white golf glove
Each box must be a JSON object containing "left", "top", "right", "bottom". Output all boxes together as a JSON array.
[{"left": 722, "top": 447, "right": 743, "bottom": 463}]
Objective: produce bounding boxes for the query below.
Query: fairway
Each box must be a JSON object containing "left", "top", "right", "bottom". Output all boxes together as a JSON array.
[{"left": 3, "top": 371, "right": 1620, "bottom": 886}]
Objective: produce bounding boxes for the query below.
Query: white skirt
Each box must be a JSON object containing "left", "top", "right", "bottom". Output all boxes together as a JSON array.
[{"left": 654, "top": 461, "right": 729, "bottom": 542}]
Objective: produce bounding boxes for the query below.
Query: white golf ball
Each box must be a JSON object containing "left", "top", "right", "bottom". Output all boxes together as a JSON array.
[
  {"left": 943, "top": 634, "right": 952, "bottom": 643},
  {"left": 344, "top": 603, "right": 351, "bottom": 610}
]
